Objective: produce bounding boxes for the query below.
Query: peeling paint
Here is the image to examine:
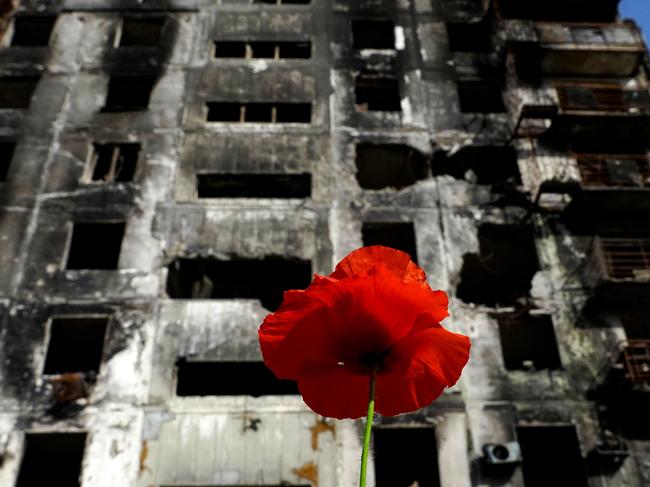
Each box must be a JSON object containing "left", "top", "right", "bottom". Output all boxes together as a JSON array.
[{"left": 293, "top": 461, "right": 318, "bottom": 487}]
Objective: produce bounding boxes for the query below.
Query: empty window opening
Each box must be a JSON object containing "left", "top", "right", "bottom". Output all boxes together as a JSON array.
[
  {"left": 117, "top": 17, "right": 165, "bottom": 47},
  {"left": 9, "top": 16, "right": 56, "bottom": 47},
  {"left": 0, "top": 141, "right": 16, "bottom": 181},
  {"left": 355, "top": 73, "right": 401, "bottom": 112},
  {"left": 197, "top": 173, "right": 311, "bottom": 198},
  {"left": 498, "top": 315, "right": 561, "bottom": 371},
  {"left": 16, "top": 433, "right": 87, "bottom": 487},
  {"left": 352, "top": 19, "right": 395, "bottom": 49},
  {"left": 457, "top": 80, "right": 505, "bottom": 113},
  {"left": 214, "top": 41, "right": 247, "bottom": 58},
  {"left": 255, "top": 0, "right": 311, "bottom": 4},
  {"left": 89, "top": 143, "right": 139, "bottom": 182},
  {"left": 456, "top": 224, "right": 539, "bottom": 307},
  {"left": 214, "top": 41, "right": 311, "bottom": 59},
  {"left": 166, "top": 258, "right": 312, "bottom": 311},
  {"left": 517, "top": 426, "right": 588, "bottom": 487},
  {"left": 206, "top": 102, "right": 311, "bottom": 123},
  {"left": 176, "top": 360, "right": 299, "bottom": 396},
  {"left": 355, "top": 143, "right": 429, "bottom": 190},
  {"left": 447, "top": 22, "right": 491, "bottom": 52},
  {"left": 374, "top": 427, "right": 440, "bottom": 487},
  {"left": 0, "top": 76, "right": 40, "bottom": 109},
  {"left": 362, "top": 222, "right": 418, "bottom": 264},
  {"left": 432, "top": 146, "right": 520, "bottom": 186},
  {"left": 66, "top": 222, "right": 125, "bottom": 270},
  {"left": 102, "top": 76, "right": 155, "bottom": 112},
  {"left": 43, "top": 317, "right": 108, "bottom": 375},
  {"left": 621, "top": 312, "right": 650, "bottom": 340}
]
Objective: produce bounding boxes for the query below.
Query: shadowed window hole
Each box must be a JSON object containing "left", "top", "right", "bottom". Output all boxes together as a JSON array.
[
  {"left": 175, "top": 360, "right": 299, "bottom": 396},
  {"left": 214, "top": 41, "right": 311, "bottom": 59},
  {"left": 517, "top": 426, "right": 588, "bottom": 487},
  {"left": 352, "top": 19, "right": 395, "bottom": 49},
  {"left": 16, "top": 433, "right": 86, "bottom": 487},
  {"left": 197, "top": 173, "right": 311, "bottom": 198},
  {"left": 43, "top": 317, "right": 108, "bottom": 375},
  {"left": 432, "top": 146, "right": 520, "bottom": 186},
  {"left": 457, "top": 80, "right": 505, "bottom": 113},
  {"left": 362, "top": 222, "right": 418, "bottom": 264},
  {"left": 374, "top": 427, "right": 441, "bottom": 487},
  {"left": 10, "top": 16, "right": 56, "bottom": 46},
  {"left": 355, "top": 144, "right": 429, "bottom": 190},
  {"left": 497, "top": 314, "right": 561, "bottom": 371},
  {"left": 166, "top": 258, "right": 312, "bottom": 311},
  {"left": 66, "top": 222, "right": 125, "bottom": 270},
  {"left": 255, "top": 0, "right": 310, "bottom": 4},
  {"left": 206, "top": 102, "right": 311, "bottom": 123},
  {"left": 456, "top": 224, "right": 539, "bottom": 306},
  {"left": 118, "top": 16, "right": 165, "bottom": 47},
  {"left": 447, "top": 22, "right": 491, "bottom": 52},
  {"left": 0, "top": 76, "right": 40, "bottom": 109},
  {"left": 355, "top": 73, "right": 401, "bottom": 112},
  {"left": 90, "top": 143, "right": 139, "bottom": 182},
  {"left": 102, "top": 76, "right": 156, "bottom": 112},
  {"left": 0, "top": 142, "right": 16, "bottom": 181}
]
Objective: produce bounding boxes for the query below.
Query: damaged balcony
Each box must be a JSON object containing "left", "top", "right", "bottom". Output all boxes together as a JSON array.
[
  {"left": 522, "top": 151, "right": 650, "bottom": 213},
  {"left": 512, "top": 22, "right": 646, "bottom": 79},
  {"left": 582, "top": 237, "right": 650, "bottom": 306},
  {"left": 513, "top": 82, "right": 650, "bottom": 142},
  {"left": 623, "top": 340, "right": 650, "bottom": 384}
]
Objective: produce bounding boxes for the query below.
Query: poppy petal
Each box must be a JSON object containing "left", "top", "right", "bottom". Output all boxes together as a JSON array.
[
  {"left": 376, "top": 324, "right": 470, "bottom": 416},
  {"left": 261, "top": 265, "right": 449, "bottom": 380},
  {"left": 297, "top": 361, "right": 370, "bottom": 419},
  {"left": 330, "top": 246, "right": 427, "bottom": 285}
]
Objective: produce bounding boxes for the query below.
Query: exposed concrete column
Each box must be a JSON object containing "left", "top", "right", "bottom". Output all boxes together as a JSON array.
[{"left": 436, "top": 412, "right": 471, "bottom": 487}]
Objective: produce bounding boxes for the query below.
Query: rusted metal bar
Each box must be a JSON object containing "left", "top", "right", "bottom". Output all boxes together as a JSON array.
[{"left": 623, "top": 339, "right": 650, "bottom": 384}]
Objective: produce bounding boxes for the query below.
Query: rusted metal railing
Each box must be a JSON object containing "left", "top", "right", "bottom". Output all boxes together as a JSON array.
[
  {"left": 574, "top": 153, "right": 650, "bottom": 187},
  {"left": 556, "top": 83, "right": 650, "bottom": 112},
  {"left": 597, "top": 238, "right": 650, "bottom": 280},
  {"left": 537, "top": 22, "right": 645, "bottom": 47},
  {"left": 623, "top": 339, "right": 650, "bottom": 384}
]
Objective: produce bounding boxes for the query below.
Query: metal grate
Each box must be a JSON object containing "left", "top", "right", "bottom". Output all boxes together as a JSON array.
[
  {"left": 600, "top": 238, "right": 650, "bottom": 279},
  {"left": 537, "top": 22, "right": 644, "bottom": 47},
  {"left": 575, "top": 153, "right": 650, "bottom": 187},
  {"left": 623, "top": 339, "right": 650, "bottom": 384},
  {"left": 556, "top": 83, "right": 650, "bottom": 112}
]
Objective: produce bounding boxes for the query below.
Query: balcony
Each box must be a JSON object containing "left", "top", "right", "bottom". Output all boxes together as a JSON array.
[
  {"left": 513, "top": 22, "right": 645, "bottom": 79},
  {"left": 520, "top": 151, "right": 650, "bottom": 213},
  {"left": 583, "top": 237, "right": 650, "bottom": 306},
  {"left": 623, "top": 340, "right": 650, "bottom": 384},
  {"left": 523, "top": 83, "right": 650, "bottom": 143}
]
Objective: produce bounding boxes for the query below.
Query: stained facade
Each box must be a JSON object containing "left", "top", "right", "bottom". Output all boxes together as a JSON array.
[{"left": 0, "top": 0, "right": 649, "bottom": 486}]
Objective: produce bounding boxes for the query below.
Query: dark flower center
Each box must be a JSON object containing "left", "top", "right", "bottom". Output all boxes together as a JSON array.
[{"left": 358, "top": 349, "right": 390, "bottom": 369}]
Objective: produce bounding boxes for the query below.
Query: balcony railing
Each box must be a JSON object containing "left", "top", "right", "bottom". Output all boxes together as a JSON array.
[
  {"left": 592, "top": 238, "right": 650, "bottom": 280},
  {"left": 575, "top": 154, "right": 650, "bottom": 188},
  {"left": 623, "top": 340, "right": 650, "bottom": 384},
  {"left": 537, "top": 22, "right": 645, "bottom": 48},
  {"left": 556, "top": 83, "right": 650, "bottom": 112}
]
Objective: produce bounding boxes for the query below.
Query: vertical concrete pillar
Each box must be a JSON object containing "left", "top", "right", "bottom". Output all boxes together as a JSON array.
[{"left": 436, "top": 412, "right": 471, "bottom": 487}]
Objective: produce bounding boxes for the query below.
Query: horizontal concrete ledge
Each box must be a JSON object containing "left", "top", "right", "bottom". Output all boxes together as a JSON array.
[{"left": 61, "top": 0, "right": 199, "bottom": 12}]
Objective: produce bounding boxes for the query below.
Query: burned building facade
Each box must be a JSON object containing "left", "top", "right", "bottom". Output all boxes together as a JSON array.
[{"left": 0, "top": 0, "right": 649, "bottom": 486}]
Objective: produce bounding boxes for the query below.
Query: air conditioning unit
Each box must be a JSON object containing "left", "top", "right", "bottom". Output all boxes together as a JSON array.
[{"left": 482, "top": 442, "right": 522, "bottom": 465}]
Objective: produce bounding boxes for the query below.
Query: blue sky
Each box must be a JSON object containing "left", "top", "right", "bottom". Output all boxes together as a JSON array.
[{"left": 619, "top": 0, "right": 650, "bottom": 42}]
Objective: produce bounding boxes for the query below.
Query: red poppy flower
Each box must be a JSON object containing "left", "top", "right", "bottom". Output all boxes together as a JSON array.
[{"left": 258, "top": 246, "right": 471, "bottom": 419}]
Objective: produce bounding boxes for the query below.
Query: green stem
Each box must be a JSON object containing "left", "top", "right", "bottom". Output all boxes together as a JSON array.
[{"left": 359, "top": 369, "right": 376, "bottom": 487}]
